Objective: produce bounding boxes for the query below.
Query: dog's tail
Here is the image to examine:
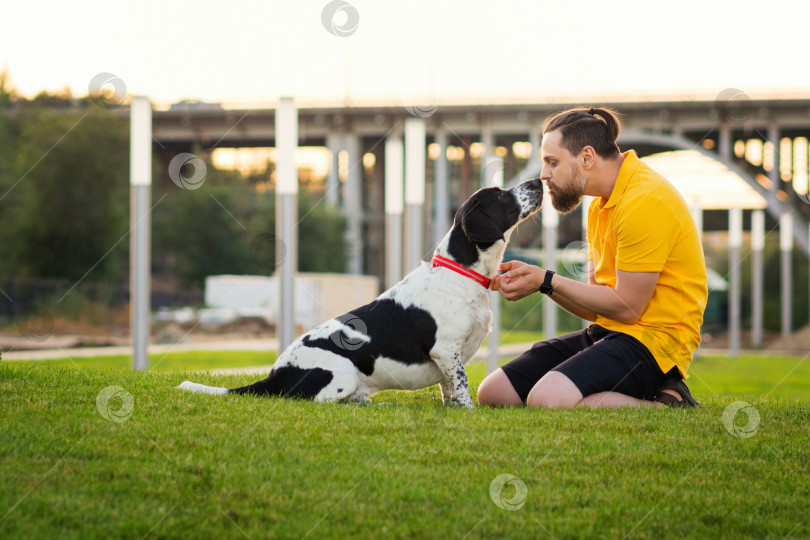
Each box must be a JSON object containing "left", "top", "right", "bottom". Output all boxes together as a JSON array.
[
  {"left": 177, "top": 365, "right": 336, "bottom": 399},
  {"left": 176, "top": 381, "right": 229, "bottom": 395},
  {"left": 228, "top": 365, "right": 335, "bottom": 399}
]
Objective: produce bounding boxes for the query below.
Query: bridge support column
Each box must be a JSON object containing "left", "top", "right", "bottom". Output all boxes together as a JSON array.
[
  {"left": 481, "top": 117, "right": 494, "bottom": 188},
  {"left": 769, "top": 124, "right": 780, "bottom": 194},
  {"left": 405, "top": 118, "right": 426, "bottom": 272},
  {"left": 385, "top": 133, "right": 404, "bottom": 288},
  {"left": 433, "top": 127, "right": 450, "bottom": 249},
  {"left": 729, "top": 207, "right": 742, "bottom": 358},
  {"left": 344, "top": 134, "right": 363, "bottom": 274},
  {"left": 751, "top": 209, "right": 765, "bottom": 347},
  {"left": 781, "top": 212, "right": 793, "bottom": 336},
  {"left": 325, "top": 133, "right": 342, "bottom": 206},
  {"left": 543, "top": 194, "right": 558, "bottom": 339},
  {"left": 529, "top": 124, "right": 542, "bottom": 165},
  {"left": 719, "top": 123, "right": 732, "bottom": 162}
]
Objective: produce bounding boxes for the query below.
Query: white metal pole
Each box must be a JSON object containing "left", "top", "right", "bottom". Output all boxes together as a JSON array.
[
  {"left": 385, "top": 134, "right": 404, "bottom": 288},
  {"left": 483, "top": 155, "right": 503, "bottom": 375},
  {"left": 404, "top": 118, "right": 426, "bottom": 272},
  {"left": 130, "top": 96, "right": 151, "bottom": 371},
  {"left": 691, "top": 199, "right": 703, "bottom": 237},
  {"left": 780, "top": 212, "right": 793, "bottom": 337},
  {"left": 581, "top": 195, "right": 594, "bottom": 329},
  {"left": 728, "top": 207, "right": 742, "bottom": 358},
  {"left": 543, "top": 194, "right": 558, "bottom": 339},
  {"left": 276, "top": 97, "right": 298, "bottom": 352},
  {"left": 751, "top": 209, "right": 765, "bottom": 347}
]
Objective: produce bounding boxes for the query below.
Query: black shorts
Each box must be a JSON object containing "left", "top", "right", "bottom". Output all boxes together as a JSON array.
[{"left": 500, "top": 325, "right": 677, "bottom": 403}]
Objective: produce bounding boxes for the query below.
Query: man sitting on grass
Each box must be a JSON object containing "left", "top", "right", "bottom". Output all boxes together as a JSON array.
[{"left": 477, "top": 107, "right": 708, "bottom": 409}]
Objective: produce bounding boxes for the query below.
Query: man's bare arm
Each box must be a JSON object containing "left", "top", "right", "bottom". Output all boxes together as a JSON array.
[{"left": 491, "top": 260, "right": 659, "bottom": 324}]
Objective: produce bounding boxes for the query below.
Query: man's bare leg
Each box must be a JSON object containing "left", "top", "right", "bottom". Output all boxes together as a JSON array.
[
  {"left": 578, "top": 391, "right": 662, "bottom": 409},
  {"left": 477, "top": 368, "right": 524, "bottom": 407}
]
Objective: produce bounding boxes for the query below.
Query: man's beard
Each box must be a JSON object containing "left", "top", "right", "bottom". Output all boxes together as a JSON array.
[{"left": 549, "top": 173, "right": 585, "bottom": 214}]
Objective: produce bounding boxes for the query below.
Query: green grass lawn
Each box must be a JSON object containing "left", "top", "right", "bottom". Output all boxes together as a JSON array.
[
  {"left": 1, "top": 354, "right": 808, "bottom": 539},
  {"left": 5, "top": 350, "right": 278, "bottom": 372}
]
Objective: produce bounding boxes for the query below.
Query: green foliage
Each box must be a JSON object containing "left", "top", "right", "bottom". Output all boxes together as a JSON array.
[
  {"left": 710, "top": 235, "right": 810, "bottom": 332},
  {"left": 296, "top": 194, "right": 349, "bottom": 272},
  {"left": 0, "top": 93, "right": 349, "bottom": 295},
  {"left": 245, "top": 192, "right": 349, "bottom": 275},
  {"left": 152, "top": 183, "right": 254, "bottom": 288},
  {"left": 0, "top": 109, "right": 129, "bottom": 280},
  {"left": 152, "top": 175, "right": 349, "bottom": 288}
]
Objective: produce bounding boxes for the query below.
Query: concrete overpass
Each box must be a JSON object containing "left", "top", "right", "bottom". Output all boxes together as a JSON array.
[
  {"left": 150, "top": 95, "right": 810, "bottom": 259},
  {"left": 147, "top": 94, "right": 810, "bottom": 346}
]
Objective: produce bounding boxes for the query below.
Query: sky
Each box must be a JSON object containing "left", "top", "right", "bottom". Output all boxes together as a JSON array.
[
  {"left": 2, "top": 0, "right": 810, "bottom": 106},
  {"left": 2, "top": 0, "right": 808, "bottom": 210}
]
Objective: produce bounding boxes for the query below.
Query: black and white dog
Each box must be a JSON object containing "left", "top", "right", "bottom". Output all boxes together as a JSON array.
[{"left": 178, "top": 178, "right": 543, "bottom": 408}]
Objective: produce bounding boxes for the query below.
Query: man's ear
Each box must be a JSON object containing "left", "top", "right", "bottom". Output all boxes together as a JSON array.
[
  {"left": 461, "top": 205, "right": 504, "bottom": 244},
  {"left": 581, "top": 146, "right": 596, "bottom": 170}
]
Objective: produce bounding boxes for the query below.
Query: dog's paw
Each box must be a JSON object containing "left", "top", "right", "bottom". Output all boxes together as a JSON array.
[{"left": 450, "top": 394, "right": 475, "bottom": 408}]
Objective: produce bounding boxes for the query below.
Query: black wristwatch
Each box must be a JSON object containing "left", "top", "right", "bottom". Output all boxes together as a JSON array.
[{"left": 539, "top": 270, "right": 555, "bottom": 295}]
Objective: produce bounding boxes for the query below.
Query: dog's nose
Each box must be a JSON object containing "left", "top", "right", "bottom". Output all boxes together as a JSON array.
[{"left": 528, "top": 177, "right": 543, "bottom": 189}]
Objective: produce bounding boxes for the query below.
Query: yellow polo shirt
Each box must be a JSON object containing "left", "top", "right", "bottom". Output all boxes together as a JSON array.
[{"left": 587, "top": 150, "right": 708, "bottom": 378}]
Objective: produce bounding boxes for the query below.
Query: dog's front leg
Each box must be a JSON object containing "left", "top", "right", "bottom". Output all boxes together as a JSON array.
[
  {"left": 436, "top": 353, "right": 474, "bottom": 408},
  {"left": 439, "top": 380, "right": 455, "bottom": 405}
]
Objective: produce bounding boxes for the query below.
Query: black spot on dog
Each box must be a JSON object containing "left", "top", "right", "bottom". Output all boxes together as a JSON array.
[{"left": 302, "top": 298, "right": 437, "bottom": 376}]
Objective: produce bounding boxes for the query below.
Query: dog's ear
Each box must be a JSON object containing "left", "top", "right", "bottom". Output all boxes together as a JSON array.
[{"left": 461, "top": 204, "right": 504, "bottom": 244}]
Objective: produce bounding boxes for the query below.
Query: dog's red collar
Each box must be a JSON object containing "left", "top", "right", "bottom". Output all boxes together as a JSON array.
[{"left": 431, "top": 254, "right": 491, "bottom": 288}]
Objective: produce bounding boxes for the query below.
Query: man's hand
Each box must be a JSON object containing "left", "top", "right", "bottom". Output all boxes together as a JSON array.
[{"left": 489, "top": 260, "right": 545, "bottom": 301}]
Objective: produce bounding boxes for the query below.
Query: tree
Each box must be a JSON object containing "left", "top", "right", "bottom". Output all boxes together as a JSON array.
[
  {"left": 246, "top": 192, "right": 349, "bottom": 275},
  {"left": 0, "top": 108, "right": 129, "bottom": 280},
  {"left": 152, "top": 181, "right": 254, "bottom": 288}
]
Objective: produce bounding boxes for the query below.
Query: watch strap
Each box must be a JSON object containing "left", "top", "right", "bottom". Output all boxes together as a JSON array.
[{"left": 539, "top": 270, "right": 555, "bottom": 295}]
